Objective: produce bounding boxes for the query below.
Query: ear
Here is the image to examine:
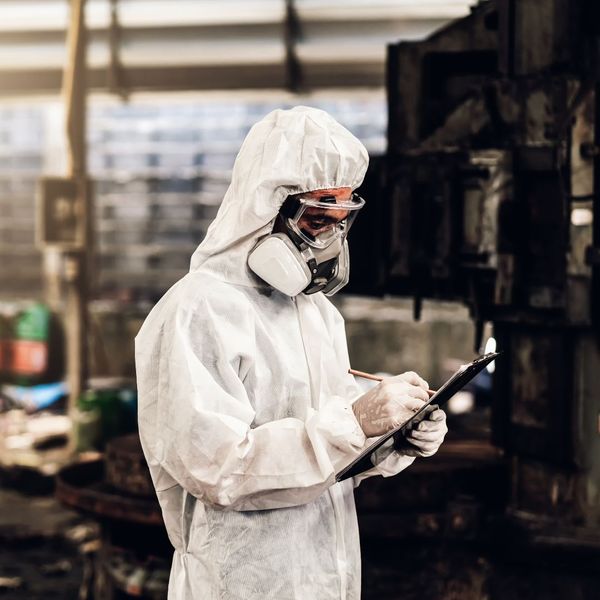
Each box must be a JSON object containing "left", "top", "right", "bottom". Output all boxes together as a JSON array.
[
  {"left": 271, "top": 214, "right": 286, "bottom": 234},
  {"left": 279, "top": 195, "right": 300, "bottom": 219}
]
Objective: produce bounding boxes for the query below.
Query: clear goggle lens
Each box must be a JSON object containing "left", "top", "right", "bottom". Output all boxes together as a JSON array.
[{"left": 286, "top": 193, "right": 365, "bottom": 249}]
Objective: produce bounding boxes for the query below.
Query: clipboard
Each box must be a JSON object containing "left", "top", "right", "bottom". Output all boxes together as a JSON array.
[{"left": 335, "top": 351, "right": 499, "bottom": 482}]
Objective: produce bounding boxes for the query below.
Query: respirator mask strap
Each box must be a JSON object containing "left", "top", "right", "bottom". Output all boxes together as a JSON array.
[{"left": 247, "top": 192, "right": 361, "bottom": 296}]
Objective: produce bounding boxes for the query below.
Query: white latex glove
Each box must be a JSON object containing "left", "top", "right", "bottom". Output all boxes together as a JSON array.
[
  {"left": 398, "top": 407, "right": 448, "bottom": 457},
  {"left": 351, "top": 371, "right": 430, "bottom": 438}
]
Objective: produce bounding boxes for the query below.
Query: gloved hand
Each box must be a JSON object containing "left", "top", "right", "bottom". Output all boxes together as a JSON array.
[
  {"left": 397, "top": 407, "right": 447, "bottom": 457},
  {"left": 352, "top": 371, "right": 430, "bottom": 438}
]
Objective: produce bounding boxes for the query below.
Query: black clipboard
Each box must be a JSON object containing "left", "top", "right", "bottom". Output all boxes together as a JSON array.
[{"left": 335, "top": 352, "right": 499, "bottom": 482}]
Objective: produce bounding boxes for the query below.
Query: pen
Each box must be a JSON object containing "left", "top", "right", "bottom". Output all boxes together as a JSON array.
[{"left": 348, "top": 368, "right": 437, "bottom": 397}]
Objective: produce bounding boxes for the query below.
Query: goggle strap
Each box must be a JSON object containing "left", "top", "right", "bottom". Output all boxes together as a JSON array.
[
  {"left": 318, "top": 195, "right": 337, "bottom": 204},
  {"left": 281, "top": 192, "right": 364, "bottom": 215}
]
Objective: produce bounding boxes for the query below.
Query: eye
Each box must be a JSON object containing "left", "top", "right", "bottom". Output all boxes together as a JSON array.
[{"left": 307, "top": 217, "right": 333, "bottom": 229}]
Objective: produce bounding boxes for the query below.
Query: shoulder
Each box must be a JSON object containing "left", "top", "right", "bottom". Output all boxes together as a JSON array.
[
  {"left": 180, "top": 272, "right": 254, "bottom": 311},
  {"left": 137, "top": 272, "right": 255, "bottom": 343},
  {"left": 170, "top": 273, "right": 257, "bottom": 336}
]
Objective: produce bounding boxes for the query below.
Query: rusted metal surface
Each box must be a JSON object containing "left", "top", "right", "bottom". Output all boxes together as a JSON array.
[
  {"left": 105, "top": 434, "right": 154, "bottom": 498},
  {"left": 387, "top": 2, "right": 498, "bottom": 152},
  {"left": 56, "top": 435, "right": 172, "bottom": 598},
  {"left": 355, "top": 440, "right": 600, "bottom": 599},
  {"left": 56, "top": 459, "right": 163, "bottom": 526},
  {"left": 100, "top": 544, "right": 169, "bottom": 599},
  {"left": 378, "top": 0, "right": 600, "bottom": 542},
  {"left": 356, "top": 438, "right": 507, "bottom": 542}
]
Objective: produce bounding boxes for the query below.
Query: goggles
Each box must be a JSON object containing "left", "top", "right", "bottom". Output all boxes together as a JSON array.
[{"left": 283, "top": 192, "right": 365, "bottom": 249}]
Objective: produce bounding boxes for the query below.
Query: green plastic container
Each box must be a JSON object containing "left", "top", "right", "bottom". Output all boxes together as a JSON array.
[
  {"left": 75, "top": 389, "right": 103, "bottom": 451},
  {"left": 76, "top": 385, "right": 138, "bottom": 449},
  {"left": 11, "top": 302, "right": 64, "bottom": 386}
]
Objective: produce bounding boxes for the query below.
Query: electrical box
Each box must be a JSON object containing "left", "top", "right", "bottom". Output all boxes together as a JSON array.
[{"left": 37, "top": 176, "right": 90, "bottom": 250}]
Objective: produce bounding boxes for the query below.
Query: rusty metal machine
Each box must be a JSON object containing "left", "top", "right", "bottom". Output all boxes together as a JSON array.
[
  {"left": 351, "top": 0, "right": 600, "bottom": 563},
  {"left": 57, "top": 435, "right": 171, "bottom": 599}
]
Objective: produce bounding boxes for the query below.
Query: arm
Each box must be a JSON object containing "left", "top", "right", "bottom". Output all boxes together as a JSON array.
[
  {"left": 136, "top": 295, "right": 367, "bottom": 512},
  {"left": 321, "top": 302, "right": 420, "bottom": 485}
]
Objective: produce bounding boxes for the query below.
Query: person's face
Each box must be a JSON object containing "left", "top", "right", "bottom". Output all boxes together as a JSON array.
[{"left": 296, "top": 187, "right": 352, "bottom": 238}]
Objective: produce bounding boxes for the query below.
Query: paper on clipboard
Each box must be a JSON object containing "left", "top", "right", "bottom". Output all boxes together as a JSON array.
[{"left": 335, "top": 352, "right": 499, "bottom": 482}]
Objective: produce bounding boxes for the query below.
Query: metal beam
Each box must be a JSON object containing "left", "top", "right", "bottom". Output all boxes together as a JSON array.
[{"left": 0, "top": 62, "right": 387, "bottom": 95}]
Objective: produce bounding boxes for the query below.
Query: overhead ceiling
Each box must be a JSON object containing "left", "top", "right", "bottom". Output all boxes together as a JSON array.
[{"left": 0, "top": 0, "right": 476, "bottom": 96}]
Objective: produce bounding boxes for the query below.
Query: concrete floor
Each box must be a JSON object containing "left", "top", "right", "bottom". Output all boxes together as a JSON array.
[
  {"left": 0, "top": 489, "right": 95, "bottom": 599},
  {"left": 2, "top": 487, "right": 600, "bottom": 600},
  {"left": 360, "top": 538, "right": 600, "bottom": 600}
]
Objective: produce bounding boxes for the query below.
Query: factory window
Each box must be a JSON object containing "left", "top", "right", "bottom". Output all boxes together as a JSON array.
[{"left": 0, "top": 93, "right": 386, "bottom": 299}]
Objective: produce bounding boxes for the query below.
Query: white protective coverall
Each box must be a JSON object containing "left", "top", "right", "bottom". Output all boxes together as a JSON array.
[{"left": 135, "top": 106, "right": 415, "bottom": 600}]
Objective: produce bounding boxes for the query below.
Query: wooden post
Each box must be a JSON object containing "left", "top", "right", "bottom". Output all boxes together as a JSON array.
[{"left": 63, "top": 0, "right": 89, "bottom": 447}]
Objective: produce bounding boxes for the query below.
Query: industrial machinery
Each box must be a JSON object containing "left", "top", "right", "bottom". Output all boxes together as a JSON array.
[
  {"left": 57, "top": 435, "right": 171, "bottom": 599},
  {"left": 350, "top": 0, "right": 600, "bottom": 565}
]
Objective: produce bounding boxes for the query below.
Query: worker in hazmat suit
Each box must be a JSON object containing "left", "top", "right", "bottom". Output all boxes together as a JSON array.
[{"left": 135, "top": 106, "right": 448, "bottom": 599}]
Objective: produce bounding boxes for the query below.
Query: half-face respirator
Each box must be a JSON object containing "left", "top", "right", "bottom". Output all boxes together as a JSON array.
[{"left": 248, "top": 192, "right": 365, "bottom": 297}]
